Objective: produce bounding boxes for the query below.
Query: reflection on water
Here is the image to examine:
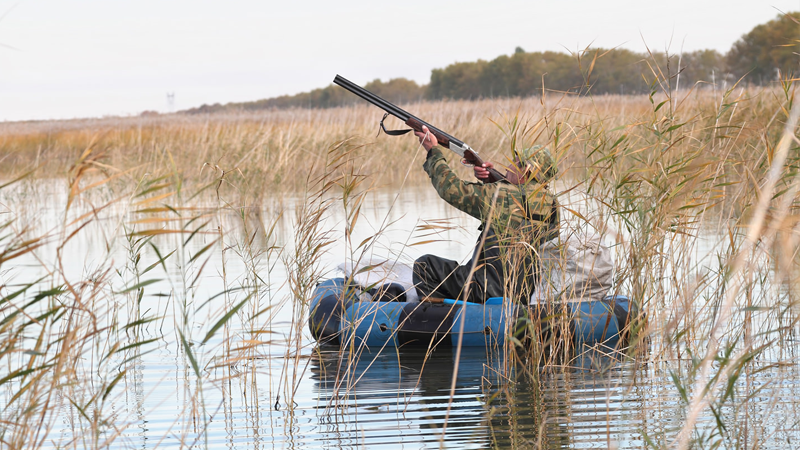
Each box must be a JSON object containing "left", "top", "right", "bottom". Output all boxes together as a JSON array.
[
  {"left": 113, "top": 347, "right": 654, "bottom": 449},
  {"left": 311, "top": 347, "right": 498, "bottom": 449},
  {"left": 307, "top": 346, "right": 650, "bottom": 449}
]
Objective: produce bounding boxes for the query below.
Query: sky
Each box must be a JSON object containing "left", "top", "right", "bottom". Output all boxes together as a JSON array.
[{"left": 0, "top": 0, "right": 799, "bottom": 122}]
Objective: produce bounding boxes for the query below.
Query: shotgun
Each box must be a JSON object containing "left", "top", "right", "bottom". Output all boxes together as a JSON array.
[{"left": 333, "top": 74, "right": 505, "bottom": 183}]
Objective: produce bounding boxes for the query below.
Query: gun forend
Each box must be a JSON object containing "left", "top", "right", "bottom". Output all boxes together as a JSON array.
[{"left": 405, "top": 118, "right": 505, "bottom": 182}]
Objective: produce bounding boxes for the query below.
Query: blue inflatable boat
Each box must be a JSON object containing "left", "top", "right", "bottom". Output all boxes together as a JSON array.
[{"left": 309, "top": 278, "right": 639, "bottom": 350}]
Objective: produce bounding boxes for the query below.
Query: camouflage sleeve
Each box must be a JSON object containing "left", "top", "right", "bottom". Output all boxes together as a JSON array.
[{"left": 422, "top": 147, "right": 490, "bottom": 220}]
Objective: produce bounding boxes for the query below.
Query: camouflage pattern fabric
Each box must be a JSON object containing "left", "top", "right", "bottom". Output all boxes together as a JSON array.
[
  {"left": 516, "top": 145, "right": 557, "bottom": 184},
  {"left": 416, "top": 147, "right": 559, "bottom": 303},
  {"left": 422, "top": 147, "right": 556, "bottom": 239}
]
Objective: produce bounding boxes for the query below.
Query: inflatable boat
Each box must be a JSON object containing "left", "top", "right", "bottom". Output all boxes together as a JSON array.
[{"left": 308, "top": 277, "right": 639, "bottom": 350}]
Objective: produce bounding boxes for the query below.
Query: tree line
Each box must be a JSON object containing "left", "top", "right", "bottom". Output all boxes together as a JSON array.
[{"left": 185, "top": 12, "right": 800, "bottom": 114}]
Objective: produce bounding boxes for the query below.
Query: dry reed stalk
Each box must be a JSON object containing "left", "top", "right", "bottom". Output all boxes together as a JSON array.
[
  {"left": 674, "top": 89, "right": 800, "bottom": 450},
  {"left": 3, "top": 71, "right": 800, "bottom": 448}
]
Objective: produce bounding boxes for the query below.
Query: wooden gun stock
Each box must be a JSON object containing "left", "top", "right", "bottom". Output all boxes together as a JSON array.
[{"left": 406, "top": 117, "right": 505, "bottom": 183}]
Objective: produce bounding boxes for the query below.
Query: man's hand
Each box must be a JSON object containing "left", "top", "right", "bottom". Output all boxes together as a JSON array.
[
  {"left": 414, "top": 125, "right": 438, "bottom": 151},
  {"left": 474, "top": 161, "right": 495, "bottom": 181}
]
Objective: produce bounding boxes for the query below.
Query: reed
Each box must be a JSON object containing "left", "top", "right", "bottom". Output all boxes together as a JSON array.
[{"left": 2, "top": 68, "right": 800, "bottom": 448}]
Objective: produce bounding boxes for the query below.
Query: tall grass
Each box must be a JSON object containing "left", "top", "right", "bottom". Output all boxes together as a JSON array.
[{"left": 2, "top": 68, "right": 800, "bottom": 448}]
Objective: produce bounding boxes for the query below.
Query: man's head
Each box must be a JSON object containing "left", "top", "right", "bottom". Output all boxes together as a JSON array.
[{"left": 509, "top": 145, "right": 557, "bottom": 184}]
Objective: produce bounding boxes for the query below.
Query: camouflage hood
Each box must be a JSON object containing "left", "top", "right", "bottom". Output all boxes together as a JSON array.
[{"left": 516, "top": 145, "right": 557, "bottom": 184}]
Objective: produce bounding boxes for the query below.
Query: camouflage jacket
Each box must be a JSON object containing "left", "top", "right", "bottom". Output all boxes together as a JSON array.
[
  {"left": 423, "top": 147, "right": 558, "bottom": 244},
  {"left": 423, "top": 147, "right": 558, "bottom": 302}
]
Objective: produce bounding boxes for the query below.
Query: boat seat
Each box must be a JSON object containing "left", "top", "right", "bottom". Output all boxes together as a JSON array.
[{"left": 367, "top": 282, "right": 407, "bottom": 303}]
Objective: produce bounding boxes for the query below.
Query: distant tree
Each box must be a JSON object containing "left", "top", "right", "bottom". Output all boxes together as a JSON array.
[
  {"left": 429, "top": 47, "right": 656, "bottom": 99},
  {"left": 579, "top": 48, "right": 648, "bottom": 95},
  {"left": 184, "top": 78, "right": 426, "bottom": 113},
  {"left": 515, "top": 46, "right": 525, "bottom": 54},
  {"left": 480, "top": 54, "right": 515, "bottom": 97},
  {"left": 513, "top": 51, "right": 579, "bottom": 95},
  {"left": 429, "top": 60, "right": 489, "bottom": 99},
  {"left": 364, "top": 78, "right": 426, "bottom": 104},
  {"left": 727, "top": 12, "right": 800, "bottom": 84},
  {"left": 678, "top": 49, "right": 724, "bottom": 88}
]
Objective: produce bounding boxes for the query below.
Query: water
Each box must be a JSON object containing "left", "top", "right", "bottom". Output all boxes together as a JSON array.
[
  {"left": 110, "top": 346, "right": 657, "bottom": 449},
  {"left": 1, "top": 180, "right": 799, "bottom": 449}
]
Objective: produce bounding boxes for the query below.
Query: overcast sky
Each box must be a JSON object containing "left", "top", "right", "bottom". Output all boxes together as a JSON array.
[{"left": 1, "top": 0, "right": 798, "bottom": 121}]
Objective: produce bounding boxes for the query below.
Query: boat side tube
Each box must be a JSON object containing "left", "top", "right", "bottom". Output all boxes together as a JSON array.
[
  {"left": 308, "top": 278, "right": 639, "bottom": 349},
  {"left": 308, "top": 278, "right": 357, "bottom": 345}
]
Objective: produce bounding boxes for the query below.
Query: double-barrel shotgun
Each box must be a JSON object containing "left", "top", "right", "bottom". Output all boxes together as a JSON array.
[{"left": 333, "top": 74, "right": 505, "bottom": 183}]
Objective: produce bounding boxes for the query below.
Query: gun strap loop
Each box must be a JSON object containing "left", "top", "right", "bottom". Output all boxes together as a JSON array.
[{"left": 380, "top": 113, "right": 413, "bottom": 136}]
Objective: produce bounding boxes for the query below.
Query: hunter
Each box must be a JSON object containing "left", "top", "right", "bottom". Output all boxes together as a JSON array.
[{"left": 412, "top": 125, "right": 559, "bottom": 304}]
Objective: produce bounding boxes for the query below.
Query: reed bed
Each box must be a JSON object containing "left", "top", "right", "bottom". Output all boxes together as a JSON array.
[
  {"left": 2, "top": 70, "right": 800, "bottom": 448},
  {"left": 0, "top": 91, "right": 732, "bottom": 194}
]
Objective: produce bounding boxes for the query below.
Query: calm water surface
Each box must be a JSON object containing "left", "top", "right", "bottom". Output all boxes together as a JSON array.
[{"left": 2, "top": 182, "right": 799, "bottom": 449}]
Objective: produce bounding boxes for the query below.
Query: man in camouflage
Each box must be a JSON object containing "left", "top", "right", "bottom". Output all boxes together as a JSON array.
[{"left": 413, "top": 125, "right": 558, "bottom": 304}]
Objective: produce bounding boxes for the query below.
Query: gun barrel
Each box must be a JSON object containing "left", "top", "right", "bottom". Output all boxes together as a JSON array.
[
  {"left": 333, "top": 75, "right": 467, "bottom": 147},
  {"left": 333, "top": 75, "right": 411, "bottom": 121},
  {"left": 333, "top": 74, "right": 505, "bottom": 183}
]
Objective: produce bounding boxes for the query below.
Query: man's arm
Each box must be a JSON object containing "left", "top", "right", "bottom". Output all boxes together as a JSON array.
[
  {"left": 416, "top": 125, "right": 492, "bottom": 181},
  {"left": 416, "top": 126, "right": 487, "bottom": 220}
]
